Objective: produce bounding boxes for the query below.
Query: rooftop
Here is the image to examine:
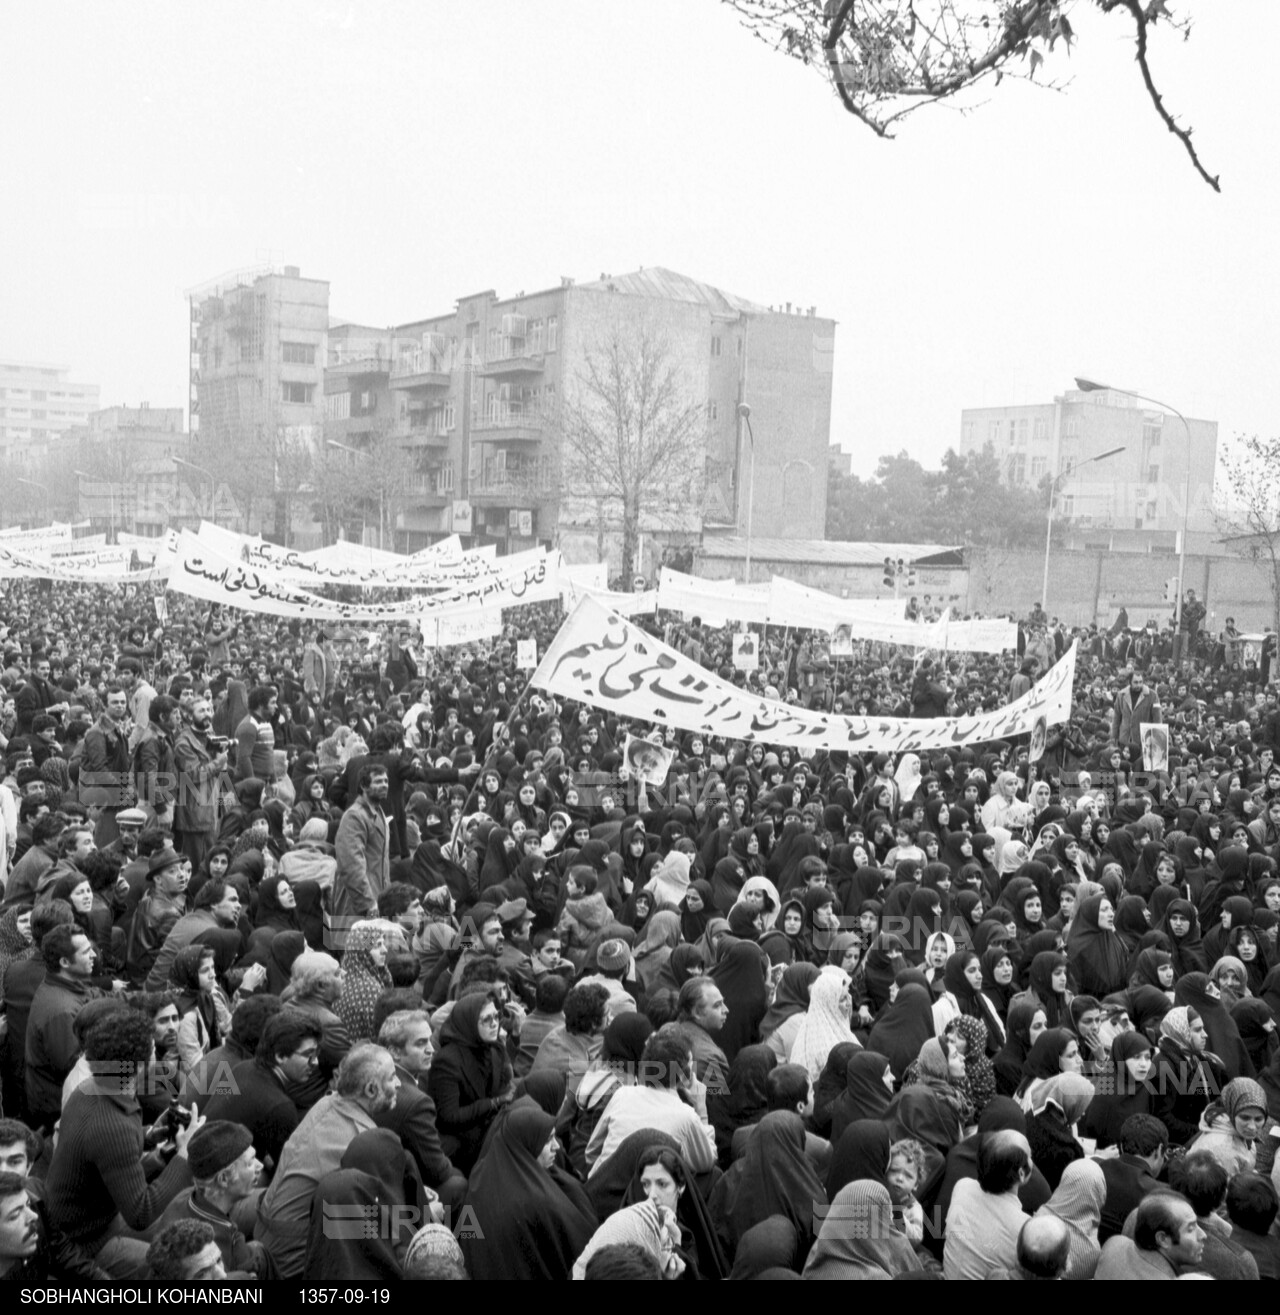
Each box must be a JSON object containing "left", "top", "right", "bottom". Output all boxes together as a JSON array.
[{"left": 697, "top": 537, "right": 962, "bottom": 567}]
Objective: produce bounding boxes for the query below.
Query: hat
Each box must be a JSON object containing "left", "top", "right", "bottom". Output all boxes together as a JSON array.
[
  {"left": 117, "top": 808, "right": 148, "bottom": 828},
  {"left": 187, "top": 1120, "right": 254, "bottom": 1181},
  {"left": 148, "top": 849, "right": 185, "bottom": 877},
  {"left": 596, "top": 939, "right": 630, "bottom": 973},
  {"left": 495, "top": 898, "right": 529, "bottom": 926}
]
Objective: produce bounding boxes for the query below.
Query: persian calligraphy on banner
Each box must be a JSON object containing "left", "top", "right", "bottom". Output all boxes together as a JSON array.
[
  {"left": 0, "top": 542, "right": 159, "bottom": 584},
  {"left": 532, "top": 596, "right": 1076, "bottom": 753},
  {"left": 170, "top": 531, "right": 560, "bottom": 621}
]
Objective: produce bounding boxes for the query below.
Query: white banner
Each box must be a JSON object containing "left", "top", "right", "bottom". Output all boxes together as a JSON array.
[
  {"left": 170, "top": 531, "right": 560, "bottom": 622},
  {"left": 0, "top": 541, "right": 157, "bottom": 584},
  {"left": 420, "top": 610, "right": 504, "bottom": 647},
  {"left": 657, "top": 567, "right": 771, "bottom": 626},
  {"left": 532, "top": 595, "right": 1076, "bottom": 752},
  {"left": 48, "top": 535, "right": 107, "bottom": 554}
]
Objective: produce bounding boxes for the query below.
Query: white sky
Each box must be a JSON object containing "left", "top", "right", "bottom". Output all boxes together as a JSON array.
[{"left": 2, "top": 1, "right": 1276, "bottom": 476}]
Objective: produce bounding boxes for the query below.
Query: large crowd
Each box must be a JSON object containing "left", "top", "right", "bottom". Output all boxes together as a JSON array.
[{"left": 0, "top": 572, "right": 1277, "bottom": 1282}]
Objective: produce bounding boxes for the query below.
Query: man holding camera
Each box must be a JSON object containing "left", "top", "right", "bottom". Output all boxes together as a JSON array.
[{"left": 172, "top": 696, "right": 230, "bottom": 870}]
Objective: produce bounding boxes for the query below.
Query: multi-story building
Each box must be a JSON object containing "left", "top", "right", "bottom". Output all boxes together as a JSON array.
[
  {"left": 325, "top": 268, "right": 836, "bottom": 561},
  {"left": 0, "top": 361, "right": 100, "bottom": 460},
  {"left": 960, "top": 388, "right": 1218, "bottom": 533},
  {"left": 188, "top": 265, "right": 329, "bottom": 534}
]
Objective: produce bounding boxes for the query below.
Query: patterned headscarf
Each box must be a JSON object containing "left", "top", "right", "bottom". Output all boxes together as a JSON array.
[
  {"left": 335, "top": 921, "right": 393, "bottom": 1044},
  {"left": 1160, "top": 1005, "right": 1197, "bottom": 1050}
]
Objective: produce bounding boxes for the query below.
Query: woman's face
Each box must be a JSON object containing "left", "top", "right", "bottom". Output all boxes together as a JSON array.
[
  {"left": 963, "top": 958, "right": 984, "bottom": 991},
  {"left": 633, "top": 895, "right": 652, "bottom": 921},
  {"left": 994, "top": 955, "right": 1014, "bottom": 986},
  {"left": 924, "top": 838, "right": 939, "bottom": 860},
  {"left": 684, "top": 889, "right": 703, "bottom": 914},
  {"left": 639, "top": 1163, "right": 683, "bottom": 1212},
  {"left": 1028, "top": 1010, "right": 1048, "bottom": 1045},
  {"left": 1157, "top": 961, "right": 1175, "bottom": 989},
  {"left": 16, "top": 912, "right": 32, "bottom": 945},
  {"left": 783, "top": 909, "right": 804, "bottom": 936},
  {"left": 1236, "top": 931, "right": 1258, "bottom": 962},
  {"left": 197, "top": 955, "right": 218, "bottom": 993},
  {"left": 859, "top": 911, "right": 878, "bottom": 937},
  {"left": 814, "top": 902, "right": 837, "bottom": 931},
  {"left": 629, "top": 835, "right": 646, "bottom": 858},
  {"left": 1233, "top": 1107, "right": 1268, "bottom": 1143},
  {"left": 1096, "top": 899, "right": 1115, "bottom": 930},
  {"left": 936, "top": 805, "right": 949, "bottom": 828},
  {"left": 1217, "top": 967, "right": 1242, "bottom": 992},
  {"left": 310, "top": 779, "right": 326, "bottom": 800},
  {"left": 1265, "top": 886, "right": 1280, "bottom": 913},
  {"left": 1125, "top": 1048, "right": 1153, "bottom": 1083},
  {"left": 1076, "top": 1009, "right": 1101, "bottom": 1042},
  {"left": 509, "top": 821, "right": 525, "bottom": 845},
  {"left": 1023, "top": 896, "right": 1042, "bottom": 924},
  {"left": 852, "top": 845, "right": 870, "bottom": 867},
  {"left": 743, "top": 889, "right": 765, "bottom": 911},
  {"left": 1059, "top": 1040, "right": 1083, "bottom": 1073},
  {"left": 210, "top": 854, "right": 229, "bottom": 879},
  {"left": 368, "top": 935, "right": 388, "bottom": 967},
  {"left": 537, "top": 1133, "right": 560, "bottom": 1170},
  {"left": 959, "top": 838, "right": 973, "bottom": 859},
  {"left": 276, "top": 880, "right": 296, "bottom": 910},
  {"left": 927, "top": 940, "right": 949, "bottom": 969},
  {"left": 519, "top": 784, "right": 535, "bottom": 807},
  {"left": 746, "top": 833, "right": 759, "bottom": 855},
  {"left": 1050, "top": 965, "right": 1069, "bottom": 993},
  {"left": 1059, "top": 891, "right": 1076, "bottom": 918},
  {"left": 968, "top": 901, "right": 984, "bottom": 925},
  {"left": 1154, "top": 857, "right": 1177, "bottom": 886},
  {"left": 1168, "top": 913, "right": 1191, "bottom": 938},
  {"left": 839, "top": 943, "right": 862, "bottom": 976}
]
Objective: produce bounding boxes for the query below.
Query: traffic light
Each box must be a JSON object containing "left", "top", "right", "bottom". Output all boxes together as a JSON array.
[
  {"left": 883, "top": 557, "right": 895, "bottom": 588},
  {"left": 907, "top": 563, "right": 918, "bottom": 588},
  {"left": 1164, "top": 576, "right": 1178, "bottom": 604}
]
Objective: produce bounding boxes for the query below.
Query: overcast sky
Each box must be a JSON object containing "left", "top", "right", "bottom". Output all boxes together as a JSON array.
[{"left": 3, "top": 1, "right": 1276, "bottom": 476}]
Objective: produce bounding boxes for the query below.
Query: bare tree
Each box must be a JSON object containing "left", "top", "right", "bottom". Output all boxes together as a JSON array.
[
  {"left": 724, "top": 0, "right": 1219, "bottom": 190},
  {"left": 1218, "top": 434, "right": 1280, "bottom": 638},
  {"left": 559, "top": 323, "right": 706, "bottom": 580}
]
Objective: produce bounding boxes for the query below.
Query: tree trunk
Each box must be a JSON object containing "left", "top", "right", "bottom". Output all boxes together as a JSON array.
[{"left": 622, "top": 508, "right": 639, "bottom": 583}]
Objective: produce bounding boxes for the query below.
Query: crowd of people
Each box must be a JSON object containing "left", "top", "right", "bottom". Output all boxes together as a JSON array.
[{"left": 0, "top": 571, "right": 1277, "bottom": 1282}]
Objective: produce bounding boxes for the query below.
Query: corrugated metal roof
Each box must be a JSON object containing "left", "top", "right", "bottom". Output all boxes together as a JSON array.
[
  {"left": 696, "top": 537, "right": 962, "bottom": 566},
  {"left": 576, "top": 267, "right": 767, "bottom": 316}
]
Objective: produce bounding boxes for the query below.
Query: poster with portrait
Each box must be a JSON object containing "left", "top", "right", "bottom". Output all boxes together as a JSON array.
[
  {"left": 516, "top": 638, "right": 537, "bottom": 669},
  {"left": 829, "top": 623, "right": 853, "bottom": 658},
  {"left": 623, "top": 733, "right": 676, "bottom": 786},
  {"left": 1140, "top": 723, "right": 1170, "bottom": 773},
  {"left": 1028, "top": 714, "right": 1048, "bottom": 764},
  {"left": 732, "top": 630, "right": 759, "bottom": 672}
]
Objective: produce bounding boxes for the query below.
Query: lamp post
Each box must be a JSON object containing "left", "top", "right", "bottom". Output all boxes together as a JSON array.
[
  {"left": 1040, "top": 444, "right": 1126, "bottom": 612},
  {"left": 14, "top": 477, "right": 48, "bottom": 524},
  {"left": 736, "top": 402, "right": 756, "bottom": 583},
  {"left": 74, "top": 469, "right": 115, "bottom": 540},
  {"left": 1075, "top": 377, "right": 1195, "bottom": 658},
  {"left": 173, "top": 456, "right": 217, "bottom": 526}
]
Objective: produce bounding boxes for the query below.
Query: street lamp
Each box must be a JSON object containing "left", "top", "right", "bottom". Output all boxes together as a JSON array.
[
  {"left": 736, "top": 402, "right": 755, "bottom": 583},
  {"left": 14, "top": 477, "right": 48, "bottom": 524},
  {"left": 74, "top": 469, "right": 115, "bottom": 540},
  {"left": 172, "top": 457, "right": 217, "bottom": 524},
  {"left": 1075, "top": 377, "right": 1195, "bottom": 659},
  {"left": 327, "top": 439, "right": 382, "bottom": 549},
  {"left": 1040, "top": 443, "right": 1125, "bottom": 612}
]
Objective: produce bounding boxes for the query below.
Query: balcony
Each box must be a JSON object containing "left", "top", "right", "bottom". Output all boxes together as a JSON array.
[
  {"left": 468, "top": 468, "right": 556, "bottom": 505},
  {"left": 479, "top": 341, "right": 545, "bottom": 378},
  {"left": 402, "top": 472, "right": 450, "bottom": 505},
  {"left": 391, "top": 351, "right": 452, "bottom": 390},
  {"left": 399, "top": 421, "right": 453, "bottom": 448},
  {"left": 326, "top": 353, "right": 395, "bottom": 383},
  {"left": 471, "top": 402, "right": 546, "bottom": 443}
]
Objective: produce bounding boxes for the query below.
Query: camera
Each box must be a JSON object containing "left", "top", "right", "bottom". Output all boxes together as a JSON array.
[
  {"left": 207, "top": 735, "right": 231, "bottom": 753},
  {"left": 145, "top": 1098, "right": 193, "bottom": 1149}
]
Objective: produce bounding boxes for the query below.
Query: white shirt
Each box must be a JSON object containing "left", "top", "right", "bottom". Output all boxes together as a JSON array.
[
  {"left": 943, "top": 1178, "right": 1025, "bottom": 1280},
  {"left": 585, "top": 1086, "right": 716, "bottom": 1177}
]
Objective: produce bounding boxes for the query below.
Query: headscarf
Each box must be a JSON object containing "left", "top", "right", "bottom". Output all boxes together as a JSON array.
[
  {"left": 620, "top": 1142, "right": 729, "bottom": 1280},
  {"left": 711, "top": 1111, "right": 827, "bottom": 1255},
  {"left": 825, "top": 1118, "right": 892, "bottom": 1197},
  {"left": 1128, "top": 946, "right": 1172, "bottom": 994},
  {"left": 811, "top": 1043, "right": 860, "bottom": 1138},
  {"left": 265, "top": 929, "right": 308, "bottom": 995},
  {"left": 707, "top": 940, "right": 770, "bottom": 1062},
  {"left": 759, "top": 961, "right": 821, "bottom": 1040},
  {"left": 647, "top": 851, "right": 693, "bottom": 911},
  {"left": 1231, "top": 998, "right": 1278, "bottom": 1077},
  {"left": 168, "top": 943, "right": 220, "bottom": 1049},
  {"left": 728, "top": 1216, "right": 799, "bottom": 1280},
  {"left": 993, "top": 1002, "right": 1043, "bottom": 1097},
  {"left": 1024, "top": 1072, "right": 1096, "bottom": 1123},
  {"left": 866, "top": 983, "right": 934, "bottom": 1080},
  {"left": 792, "top": 967, "right": 858, "bottom": 1084},
  {"left": 254, "top": 877, "right": 301, "bottom": 933},
  {"left": 459, "top": 1104, "right": 597, "bottom": 1281},
  {"left": 334, "top": 922, "right": 393, "bottom": 1044},
  {"left": 1156, "top": 898, "right": 1209, "bottom": 978},
  {"left": 801, "top": 1180, "right": 922, "bottom": 1280},
  {"left": 1026, "top": 951, "right": 1070, "bottom": 1029},
  {"left": 1174, "top": 971, "right": 1255, "bottom": 1079},
  {"left": 0, "top": 907, "right": 37, "bottom": 993},
  {"left": 830, "top": 1051, "right": 893, "bottom": 1144},
  {"left": 571, "top": 1199, "right": 670, "bottom": 1280},
  {"left": 1034, "top": 1157, "right": 1105, "bottom": 1277},
  {"left": 654, "top": 943, "right": 705, "bottom": 994},
  {"left": 1066, "top": 894, "right": 1129, "bottom": 998}
]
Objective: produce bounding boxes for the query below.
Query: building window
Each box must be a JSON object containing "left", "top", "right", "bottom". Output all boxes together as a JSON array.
[
  {"left": 281, "top": 382, "right": 313, "bottom": 404},
  {"left": 707, "top": 400, "right": 718, "bottom": 421},
  {"left": 711, "top": 336, "right": 722, "bottom": 357},
  {"left": 1142, "top": 421, "right": 1162, "bottom": 446},
  {"left": 1033, "top": 417, "right": 1048, "bottom": 441},
  {"left": 1063, "top": 417, "right": 1080, "bottom": 439},
  {"left": 437, "top": 463, "right": 454, "bottom": 493},
  {"left": 528, "top": 319, "right": 544, "bottom": 354},
  {"left": 282, "top": 342, "right": 315, "bottom": 365},
  {"left": 962, "top": 421, "right": 975, "bottom": 446},
  {"left": 1014, "top": 419, "right": 1028, "bottom": 447},
  {"left": 1145, "top": 465, "right": 1160, "bottom": 483},
  {"left": 547, "top": 317, "right": 558, "bottom": 352},
  {"left": 1030, "top": 456, "right": 1047, "bottom": 478},
  {"left": 988, "top": 420, "right": 1001, "bottom": 444},
  {"left": 1009, "top": 455, "right": 1026, "bottom": 484},
  {"left": 31, "top": 391, "right": 46, "bottom": 402}
]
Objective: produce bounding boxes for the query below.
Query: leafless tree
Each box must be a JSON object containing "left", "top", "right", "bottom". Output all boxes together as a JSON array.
[
  {"left": 1218, "top": 434, "right": 1280, "bottom": 638},
  {"left": 559, "top": 323, "right": 706, "bottom": 581},
  {"left": 724, "top": 0, "right": 1219, "bottom": 190}
]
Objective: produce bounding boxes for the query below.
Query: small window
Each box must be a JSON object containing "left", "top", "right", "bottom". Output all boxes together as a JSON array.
[
  {"left": 547, "top": 317, "right": 558, "bottom": 352},
  {"left": 282, "top": 342, "right": 315, "bottom": 365},
  {"left": 281, "top": 382, "right": 313, "bottom": 404},
  {"left": 707, "top": 401, "right": 718, "bottom": 421},
  {"left": 711, "top": 337, "right": 722, "bottom": 357},
  {"left": 1033, "top": 417, "right": 1048, "bottom": 441}
]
